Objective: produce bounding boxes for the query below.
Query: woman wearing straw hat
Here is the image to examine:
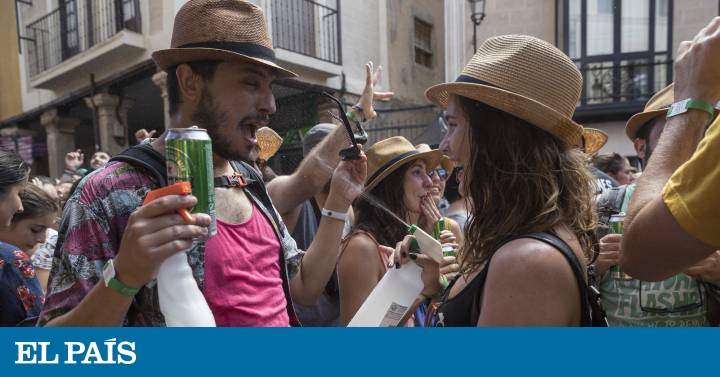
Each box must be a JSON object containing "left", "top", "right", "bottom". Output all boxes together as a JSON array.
[
  {"left": 414, "top": 144, "right": 462, "bottom": 241},
  {"left": 395, "top": 35, "right": 598, "bottom": 326},
  {"left": 337, "top": 136, "right": 457, "bottom": 326}
]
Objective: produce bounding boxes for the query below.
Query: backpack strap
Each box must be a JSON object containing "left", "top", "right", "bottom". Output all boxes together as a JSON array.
[
  {"left": 470, "top": 232, "right": 606, "bottom": 326},
  {"left": 214, "top": 172, "right": 249, "bottom": 188},
  {"left": 229, "top": 160, "right": 283, "bottom": 232},
  {"left": 110, "top": 144, "right": 168, "bottom": 186},
  {"left": 110, "top": 150, "right": 284, "bottom": 237},
  {"left": 519, "top": 232, "right": 591, "bottom": 326}
]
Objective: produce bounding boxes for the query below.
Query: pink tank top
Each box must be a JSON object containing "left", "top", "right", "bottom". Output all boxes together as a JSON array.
[{"left": 203, "top": 204, "right": 290, "bottom": 327}]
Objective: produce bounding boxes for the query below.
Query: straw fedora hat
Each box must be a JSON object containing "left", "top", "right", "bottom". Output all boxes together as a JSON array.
[
  {"left": 365, "top": 137, "right": 442, "bottom": 192},
  {"left": 415, "top": 144, "right": 454, "bottom": 175},
  {"left": 582, "top": 128, "right": 608, "bottom": 156},
  {"left": 152, "top": 0, "right": 296, "bottom": 78},
  {"left": 256, "top": 127, "right": 283, "bottom": 161},
  {"left": 625, "top": 84, "right": 674, "bottom": 141},
  {"left": 425, "top": 35, "right": 583, "bottom": 147}
]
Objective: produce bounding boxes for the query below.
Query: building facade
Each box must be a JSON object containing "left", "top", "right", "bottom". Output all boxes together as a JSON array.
[
  {"left": 1, "top": 0, "right": 446, "bottom": 178},
  {"left": 445, "top": 0, "right": 720, "bottom": 162}
]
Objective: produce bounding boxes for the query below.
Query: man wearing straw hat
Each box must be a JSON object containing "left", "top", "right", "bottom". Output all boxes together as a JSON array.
[
  {"left": 40, "top": 0, "right": 369, "bottom": 327},
  {"left": 581, "top": 128, "right": 619, "bottom": 195},
  {"left": 594, "top": 84, "right": 720, "bottom": 326},
  {"left": 622, "top": 17, "right": 720, "bottom": 282}
]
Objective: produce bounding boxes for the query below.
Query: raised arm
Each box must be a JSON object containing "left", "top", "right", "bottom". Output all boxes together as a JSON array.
[
  {"left": 622, "top": 17, "right": 720, "bottom": 280},
  {"left": 268, "top": 62, "right": 393, "bottom": 227},
  {"left": 289, "top": 151, "right": 367, "bottom": 306}
]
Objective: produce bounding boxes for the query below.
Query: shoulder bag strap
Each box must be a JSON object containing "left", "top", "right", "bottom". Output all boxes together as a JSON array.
[
  {"left": 521, "top": 232, "right": 591, "bottom": 326},
  {"left": 109, "top": 144, "right": 168, "bottom": 186}
]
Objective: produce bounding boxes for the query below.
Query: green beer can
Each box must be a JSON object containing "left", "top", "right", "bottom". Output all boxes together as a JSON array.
[
  {"left": 165, "top": 127, "right": 217, "bottom": 236},
  {"left": 609, "top": 213, "right": 625, "bottom": 234},
  {"left": 433, "top": 218, "right": 445, "bottom": 240},
  {"left": 608, "top": 212, "right": 630, "bottom": 279},
  {"left": 434, "top": 218, "right": 455, "bottom": 257}
]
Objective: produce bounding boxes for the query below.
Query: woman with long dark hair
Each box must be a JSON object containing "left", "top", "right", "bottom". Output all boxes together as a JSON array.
[
  {"left": 0, "top": 184, "right": 60, "bottom": 293},
  {"left": 0, "top": 149, "right": 29, "bottom": 228},
  {"left": 337, "top": 136, "right": 444, "bottom": 326},
  {"left": 0, "top": 149, "right": 45, "bottom": 326},
  {"left": 396, "top": 35, "right": 597, "bottom": 326}
]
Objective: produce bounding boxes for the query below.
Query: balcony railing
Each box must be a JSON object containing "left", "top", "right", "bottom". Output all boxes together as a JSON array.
[
  {"left": 25, "top": 0, "right": 141, "bottom": 78},
  {"left": 269, "top": 0, "right": 341, "bottom": 65},
  {"left": 578, "top": 59, "right": 672, "bottom": 109}
]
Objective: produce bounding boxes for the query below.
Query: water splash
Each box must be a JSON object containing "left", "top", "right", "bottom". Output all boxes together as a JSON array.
[{"left": 314, "top": 156, "right": 410, "bottom": 229}]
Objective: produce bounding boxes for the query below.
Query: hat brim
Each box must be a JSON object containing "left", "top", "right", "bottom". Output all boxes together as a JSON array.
[
  {"left": 365, "top": 150, "right": 443, "bottom": 192},
  {"left": 625, "top": 109, "right": 665, "bottom": 141},
  {"left": 425, "top": 82, "right": 583, "bottom": 148},
  {"left": 440, "top": 157, "right": 455, "bottom": 175},
  {"left": 582, "top": 128, "right": 608, "bottom": 156},
  {"left": 257, "top": 128, "right": 283, "bottom": 161},
  {"left": 152, "top": 47, "right": 297, "bottom": 79}
]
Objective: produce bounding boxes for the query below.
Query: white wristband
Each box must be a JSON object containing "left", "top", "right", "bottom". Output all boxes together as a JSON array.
[{"left": 321, "top": 208, "right": 348, "bottom": 222}]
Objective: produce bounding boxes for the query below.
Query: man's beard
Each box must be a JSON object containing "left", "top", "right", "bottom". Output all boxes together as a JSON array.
[{"left": 192, "top": 89, "right": 248, "bottom": 162}]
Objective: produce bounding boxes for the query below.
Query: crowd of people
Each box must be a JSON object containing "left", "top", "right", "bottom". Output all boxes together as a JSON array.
[{"left": 1, "top": 0, "right": 720, "bottom": 327}]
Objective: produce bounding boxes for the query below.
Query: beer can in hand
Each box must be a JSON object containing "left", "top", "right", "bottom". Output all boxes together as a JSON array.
[
  {"left": 165, "top": 126, "right": 217, "bottom": 236},
  {"left": 608, "top": 212, "right": 630, "bottom": 280}
]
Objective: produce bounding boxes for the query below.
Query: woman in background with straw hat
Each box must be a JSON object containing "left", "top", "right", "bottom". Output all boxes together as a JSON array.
[
  {"left": 395, "top": 35, "right": 598, "bottom": 326},
  {"left": 414, "top": 144, "right": 463, "bottom": 244},
  {"left": 337, "top": 136, "right": 458, "bottom": 326}
]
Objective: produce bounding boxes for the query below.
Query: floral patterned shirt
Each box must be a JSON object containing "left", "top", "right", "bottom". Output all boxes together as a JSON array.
[
  {"left": 39, "top": 159, "right": 303, "bottom": 326},
  {"left": 0, "top": 242, "right": 45, "bottom": 326},
  {"left": 31, "top": 228, "right": 57, "bottom": 271}
]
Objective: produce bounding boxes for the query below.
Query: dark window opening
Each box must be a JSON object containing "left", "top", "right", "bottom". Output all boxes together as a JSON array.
[
  {"left": 559, "top": 0, "right": 673, "bottom": 112},
  {"left": 414, "top": 18, "right": 433, "bottom": 68}
]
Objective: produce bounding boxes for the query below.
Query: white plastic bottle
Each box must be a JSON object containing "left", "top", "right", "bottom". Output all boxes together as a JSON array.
[
  {"left": 157, "top": 250, "right": 216, "bottom": 327},
  {"left": 348, "top": 225, "right": 442, "bottom": 327}
]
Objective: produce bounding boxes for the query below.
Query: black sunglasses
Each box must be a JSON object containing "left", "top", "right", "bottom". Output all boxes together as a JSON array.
[
  {"left": 321, "top": 92, "right": 368, "bottom": 161},
  {"left": 428, "top": 168, "right": 448, "bottom": 180}
]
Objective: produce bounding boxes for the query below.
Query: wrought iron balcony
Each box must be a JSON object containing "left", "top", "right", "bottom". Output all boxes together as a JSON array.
[
  {"left": 269, "top": 0, "right": 341, "bottom": 65},
  {"left": 24, "top": 0, "right": 141, "bottom": 78},
  {"left": 576, "top": 59, "right": 672, "bottom": 114}
]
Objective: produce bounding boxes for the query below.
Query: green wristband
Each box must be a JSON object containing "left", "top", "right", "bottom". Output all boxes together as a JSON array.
[
  {"left": 102, "top": 259, "right": 140, "bottom": 297},
  {"left": 107, "top": 278, "right": 140, "bottom": 297},
  {"left": 667, "top": 98, "right": 715, "bottom": 120}
]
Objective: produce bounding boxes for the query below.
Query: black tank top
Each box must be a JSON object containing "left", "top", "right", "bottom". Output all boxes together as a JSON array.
[
  {"left": 434, "top": 267, "right": 487, "bottom": 327},
  {"left": 434, "top": 232, "right": 593, "bottom": 327}
]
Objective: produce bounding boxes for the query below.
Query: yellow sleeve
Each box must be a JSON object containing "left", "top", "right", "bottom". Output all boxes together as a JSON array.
[{"left": 663, "top": 116, "right": 720, "bottom": 247}]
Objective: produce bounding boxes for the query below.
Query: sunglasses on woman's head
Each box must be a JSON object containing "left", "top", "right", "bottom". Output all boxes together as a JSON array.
[{"left": 428, "top": 168, "right": 448, "bottom": 180}]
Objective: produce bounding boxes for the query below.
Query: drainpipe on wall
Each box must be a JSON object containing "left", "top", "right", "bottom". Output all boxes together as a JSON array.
[{"left": 89, "top": 74, "right": 100, "bottom": 152}]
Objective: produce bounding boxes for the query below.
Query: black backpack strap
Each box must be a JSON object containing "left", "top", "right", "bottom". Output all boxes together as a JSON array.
[
  {"left": 229, "top": 160, "right": 283, "bottom": 232},
  {"left": 478, "top": 232, "right": 606, "bottom": 327},
  {"left": 520, "top": 232, "right": 591, "bottom": 326},
  {"left": 109, "top": 144, "right": 168, "bottom": 186}
]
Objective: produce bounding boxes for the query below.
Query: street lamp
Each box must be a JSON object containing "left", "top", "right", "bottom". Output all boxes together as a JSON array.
[{"left": 469, "top": 0, "right": 486, "bottom": 53}]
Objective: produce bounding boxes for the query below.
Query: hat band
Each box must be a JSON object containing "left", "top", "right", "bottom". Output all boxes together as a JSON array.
[
  {"left": 367, "top": 150, "right": 419, "bottom": 186},
  {"left": 179, "top": 41, "right": 276, "bottom": 63},
  {"left": 456, "top": 75, "right": 498, "bottom": 88}
]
